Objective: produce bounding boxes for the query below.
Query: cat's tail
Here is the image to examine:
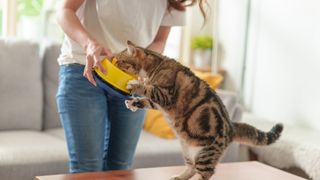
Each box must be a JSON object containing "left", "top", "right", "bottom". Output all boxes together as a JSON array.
[{"left": 232, "top": 122, "right": 283, "bottom": 146}]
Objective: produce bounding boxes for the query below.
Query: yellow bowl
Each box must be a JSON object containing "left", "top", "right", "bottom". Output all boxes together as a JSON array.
[{"left": 94, "top": 58, "right": 136, "bottom": 95}]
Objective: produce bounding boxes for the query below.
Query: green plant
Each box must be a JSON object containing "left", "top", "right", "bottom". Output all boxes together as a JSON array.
[
  {"left": 17, "top": 0, "right": 43, "bottom": 17},
  {"left": 191, "top": 36, "right": 214, "bottom": 49}
]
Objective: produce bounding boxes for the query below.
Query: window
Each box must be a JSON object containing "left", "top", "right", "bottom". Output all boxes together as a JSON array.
[
  {"left": 0, "top": 0, "right": 3, "bottom": 36},
  {"left": 16, "top": 0, "right": 63, "bottom": 40},
  {"left": 0, "top": 0, "right": 62, "bottom": 40},
  {"left": 16, "top": 0, "right": 43, "bottom": 39},
  {"left": 164, "top": 27, "right": 183, "bottom": 60}
]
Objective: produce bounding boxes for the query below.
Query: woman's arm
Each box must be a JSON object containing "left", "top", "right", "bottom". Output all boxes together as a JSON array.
[
  {"left": 56, "top": 0, "right": 90, "bottom": 49},
  {"left": 56, "top": 0, "right": 112, "bottom": 86},
  {"left": 148, "top": 26, "right": 171, "bottom": 53}
]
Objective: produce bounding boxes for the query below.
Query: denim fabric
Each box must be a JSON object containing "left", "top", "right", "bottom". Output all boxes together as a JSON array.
[{"left": 56, "top": 64, "right": 145, "bottom": 173}]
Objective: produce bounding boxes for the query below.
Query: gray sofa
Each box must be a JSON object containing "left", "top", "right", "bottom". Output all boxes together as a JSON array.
[{"left": 0, "top": 39, "right": 243, "bottom": 180}]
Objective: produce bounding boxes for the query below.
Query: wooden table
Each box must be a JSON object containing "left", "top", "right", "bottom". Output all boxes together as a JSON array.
[{"left": 35, "top": 161, "right": 306, "bottom": 180}]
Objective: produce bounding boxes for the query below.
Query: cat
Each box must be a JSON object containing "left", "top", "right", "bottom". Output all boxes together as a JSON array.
[{"left": 114, "top": 41, "right": 283, "bottom": 180}]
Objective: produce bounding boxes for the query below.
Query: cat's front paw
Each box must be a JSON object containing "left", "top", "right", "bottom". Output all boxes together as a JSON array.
[
  {"left": 125, "top": 98, "right": 144, "bottom": 112},
  {"left": 126, "top": 80, "right": 140, "bottom": 89},
  {"left": 125, "top": 99, "right": 138, "bottom": 112}
]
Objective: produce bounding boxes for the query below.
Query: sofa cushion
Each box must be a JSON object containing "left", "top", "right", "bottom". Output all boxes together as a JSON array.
[
  {"left": 0, "top": 131, "right": 68, "bottom": 180},
  {"left": 42, "top": 42, "right": 62, "bottom": 130},
  {"left": 45, "top": 128, "right": 240, "bottom": 170},
  {"left": 0, "top": 39, "right": 43, "bottom": 130},
  {"left": 44, "top": 127, "right": 184, "bottom": 169},
  {"left": 133, "top": 131, "right": 184, "bottom": 168},
  {"left": 45, "top": 127, "right": 184, "bottom": 169},
  {"left": 45, "top": 128, "right": 66, "bottom": 140}
]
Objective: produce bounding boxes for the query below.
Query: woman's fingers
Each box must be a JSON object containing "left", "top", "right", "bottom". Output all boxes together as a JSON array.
[
  {"left": 103, "top": 47, "right": 114, "bottom": 59},
  {"left": 83, "top": 39, "right": 114, "bottom": 84},
  {"left": 84, "top": 55, "right": 97, "bottom": 86},
  {"left": 93, "top": 53, "right": 107, "bottom": 75}
]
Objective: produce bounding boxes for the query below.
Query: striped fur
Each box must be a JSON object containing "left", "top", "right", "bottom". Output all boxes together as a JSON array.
[{"left": 115, "top": 41, "right": 284, "bottom": 180}]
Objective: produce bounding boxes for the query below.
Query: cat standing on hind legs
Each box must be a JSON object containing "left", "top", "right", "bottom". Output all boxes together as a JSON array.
[{"left": 117, "top": 41, "right": 284, "bottom": 180}]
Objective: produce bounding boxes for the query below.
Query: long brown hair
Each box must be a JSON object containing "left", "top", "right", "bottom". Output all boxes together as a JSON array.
[{"left": 168, "top": 0, "right": 207, "bottom": 23}]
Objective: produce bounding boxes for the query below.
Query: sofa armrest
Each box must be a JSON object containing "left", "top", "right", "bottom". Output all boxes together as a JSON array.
[{"left": 243, "top": 113, "right": 319, "bottom": 180}]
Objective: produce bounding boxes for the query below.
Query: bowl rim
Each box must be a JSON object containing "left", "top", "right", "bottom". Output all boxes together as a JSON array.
[
  {"left": 94, "top": 58, "right": 136, "bottom": 94},
  {"left": 93, "top": 71, "right": 131, "bottom": 97}
]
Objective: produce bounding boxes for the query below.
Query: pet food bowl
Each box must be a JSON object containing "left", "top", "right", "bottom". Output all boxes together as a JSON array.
[{"left": 93, "top": 58, "right": 136, "bottom": 99}]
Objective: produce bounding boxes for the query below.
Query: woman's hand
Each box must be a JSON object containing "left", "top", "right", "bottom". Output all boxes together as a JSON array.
[
  {"left": 83, "top": 39, "right": 114, "bottom": 86},
  {"left": 56, "top": 0, "right": 113, "bottom": 86}
]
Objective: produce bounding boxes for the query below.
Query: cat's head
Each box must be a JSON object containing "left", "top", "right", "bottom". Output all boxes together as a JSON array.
[{"left": 115, "top": 41, "right": 162, "bottom": 78}]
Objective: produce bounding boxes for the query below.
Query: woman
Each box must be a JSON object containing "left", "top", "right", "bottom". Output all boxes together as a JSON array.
[{"left": 56, "top": 0, "right": 205, "bottom": 173}]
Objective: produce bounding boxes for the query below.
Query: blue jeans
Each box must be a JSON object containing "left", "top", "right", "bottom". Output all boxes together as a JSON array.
[{"left": 56, "top": 64, "right": 145, "bottom": 173}]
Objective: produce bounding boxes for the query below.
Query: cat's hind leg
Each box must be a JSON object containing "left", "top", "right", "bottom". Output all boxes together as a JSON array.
[
  {"left": 170, "top": 165, "right": 195, "bottom": 180},
  {"left": 194, "top": 143, "right": 225, "bottom": 180},
  {"left": 170, "top": 143, "right": 201, "bottom": 180}
]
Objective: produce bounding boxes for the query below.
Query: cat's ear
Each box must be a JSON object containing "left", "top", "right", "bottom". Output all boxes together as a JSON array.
[
  {"left": 127, "top": 41, "right": 137, "bottom": 57},
  {"left": 127, "top": 40, "right": 136, "bottom": 46}
]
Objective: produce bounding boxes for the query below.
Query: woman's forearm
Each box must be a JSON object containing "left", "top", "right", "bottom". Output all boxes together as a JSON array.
[
  {"left": 56, "top": 0, "right": 93, "bottom": 50},
  {"left": 148, "top": 26, "right": 171, "bottom": 53},
  {"left": 148, "top": 41, "right": 166, "bottom": 53}
]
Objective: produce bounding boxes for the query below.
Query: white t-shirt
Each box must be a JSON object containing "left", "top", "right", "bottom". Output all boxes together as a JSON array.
[{"left": 58, "top": 0, "right": 186, "bottom": 65}]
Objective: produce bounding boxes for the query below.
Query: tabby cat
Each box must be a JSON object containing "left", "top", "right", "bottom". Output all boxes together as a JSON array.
[{"left": 114, "top": 41, "right": 283, "bottom": 180}]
